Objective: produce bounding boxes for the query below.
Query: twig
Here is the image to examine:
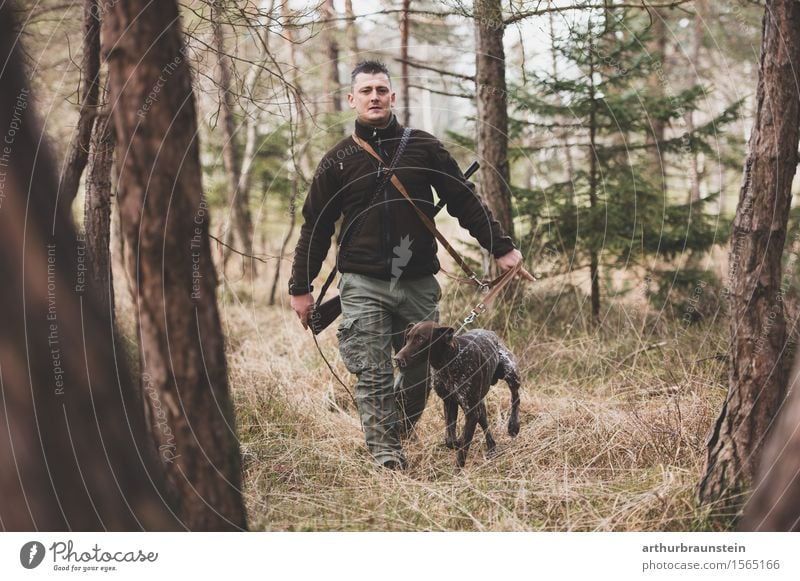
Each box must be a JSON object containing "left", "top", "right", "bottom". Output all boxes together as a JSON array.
[
  {"left": 209, "top": 233, "right": 288, "bottom": 264},
  {"left": 694, "top": 353, "right": 728, "bottom": 364},
  {"left": 618, "top": 341, "right": 667, "bottom": 367}
]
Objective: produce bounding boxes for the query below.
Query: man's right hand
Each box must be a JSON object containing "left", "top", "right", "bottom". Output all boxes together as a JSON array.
[
  {"left": 496, "top": 248, "right": 536, "bottom": 282},
  {"left": 290, "top": 293, "right": 315, "bottom": 329}
]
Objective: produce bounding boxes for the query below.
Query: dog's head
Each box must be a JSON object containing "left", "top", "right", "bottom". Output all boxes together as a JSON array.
[{"left": 394, "top": 321, "right": 455, "bottom": 368}]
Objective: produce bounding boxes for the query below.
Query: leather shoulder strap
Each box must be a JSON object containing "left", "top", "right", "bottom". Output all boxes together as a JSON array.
[{"left": 352, "top": 132, "right": 482, "bottom": 284}]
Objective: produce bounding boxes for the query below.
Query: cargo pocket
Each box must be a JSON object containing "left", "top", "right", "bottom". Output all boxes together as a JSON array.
[
  {"left": 434, "top": 276, "right": 442, "bottom": 302},
  {"left": 337, "top": 317, "right": 368, "bottom": 374}
]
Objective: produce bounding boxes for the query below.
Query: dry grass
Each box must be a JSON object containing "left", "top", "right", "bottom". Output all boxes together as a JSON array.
[{"left": 213, "top": 273, "right": 731, "bottom": 531}]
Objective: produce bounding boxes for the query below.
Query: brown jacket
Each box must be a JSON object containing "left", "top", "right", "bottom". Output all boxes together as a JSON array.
[{"left": 288, "top": 115, "right": 515, "bottom": 295}]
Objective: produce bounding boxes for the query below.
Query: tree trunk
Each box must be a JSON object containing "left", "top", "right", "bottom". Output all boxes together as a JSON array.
[
  {"left": 268, "top": 174, "right": 298, "bottom": 306},
  {"left": 697, "top": 0, "right": 800, "bottom": 515},
  {"left": 231, "top": 0, "right": 278, "bottom": 279},
  {"left": 58, "top": 0, "right": 101, "bottom": 213},
  {"left": 685, "top": 112, "right": 702, "bottom": 203},
  {"left": 474, "top": 0, "right": 514, "bottom": 239},
  {"left": 547, "top": 5, "right": 574, "bottom": 201},
  {"left": 104, "top": 0, "right": 247, "bottom": 530},
  {"left": 344, "top": 0, "right": 359, "bottom": 69},
  {"left": 588, "top": 36, "right": 601, "bottom": 326},
  {"left": 84, "top": 96, "right": 116, "bottom": 321},
  {"left": 0, "top": 1, "right": 176, "bottom": 530},
  {"left": 238, "top": 111, "right": 258, "bottom": 224},
  {"left": 269, "top": 0, "right": 307, "bottom": 305},
  {"left": 400, "top": 0, "right": 411, "bottom": 127},
  {"left": 212, "top": 0, "right": 254, "bottom": 278},
  {"left": 647, "top": 8, "right": 668, "bottom": 195},
  {"left": 686, "top": 1, "right": 705, "bottom": 203},
  {"left": 741, "top": 354, "right": 800, "bottom": 531},
  {"left": 321, "top": 0, "right": 341, "bottom": 114}
]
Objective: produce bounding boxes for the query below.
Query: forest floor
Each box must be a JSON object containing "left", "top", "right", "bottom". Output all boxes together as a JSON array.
[{"left": 211, "top": 262, "right": 736, "bottom": 531}]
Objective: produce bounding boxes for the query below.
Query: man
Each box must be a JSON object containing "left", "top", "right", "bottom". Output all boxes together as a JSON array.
[{"left": 289, "top": 61, "right": 530, "bottom": 470}]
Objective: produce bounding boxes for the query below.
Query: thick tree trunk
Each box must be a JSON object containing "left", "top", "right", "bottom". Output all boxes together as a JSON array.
[
  {"left": 474, "top": 0, "right": 514, "bottom": 239},
  {"left": 212, "top": 0, "right": 254, "bottom": 278},
  {"left": 321, "top": 0, "right": 341, "bottom": 114},
  {"left": 104, "top": 0, "right": 247, "bottom": 530},
  {"left": 58, "top": 0, "right": 101, "bottom": 213},
  {"left": 400, "top": 0, "right": 411, "bottom": 127},
  {"left": 84, "top": 101, "right": 116, "bottom": 321},
  {"left": 697, "top": 0, "right": 800, "bottom": 515},
  {"left": 741, "top": 355, "right": 800, "bottom": 531},
  {"left": 0, "top": 1, "right": 176, "bottom": 531}
]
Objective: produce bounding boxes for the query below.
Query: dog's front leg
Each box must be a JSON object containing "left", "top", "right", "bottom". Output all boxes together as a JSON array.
[{"left": 443, "top": 396, "right": 459, "bottom": 449}]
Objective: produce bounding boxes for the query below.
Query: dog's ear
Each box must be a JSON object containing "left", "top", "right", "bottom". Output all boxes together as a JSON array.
[
  {"left": 435, "top": 326, "right": 455, "bottom": 344},
  {"left": 404, "top": 322, "right": 415, "bottom": 343}
]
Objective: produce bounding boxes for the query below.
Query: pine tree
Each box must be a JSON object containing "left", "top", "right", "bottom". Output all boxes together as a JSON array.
[{"left": 511, "top": 8, "right": 738, "bottom": 325}]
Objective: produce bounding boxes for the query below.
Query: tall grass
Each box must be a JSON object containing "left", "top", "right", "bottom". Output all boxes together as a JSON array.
[{"left": 218, "top": 274, "right": 730, "bottom": 531}]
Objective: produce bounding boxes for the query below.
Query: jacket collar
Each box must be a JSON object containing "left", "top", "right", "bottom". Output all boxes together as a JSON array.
[{"left": 354, "top": 114, "right": 401, "bottom": 141}]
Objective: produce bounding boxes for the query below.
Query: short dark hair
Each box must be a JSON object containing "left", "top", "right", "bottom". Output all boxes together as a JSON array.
[{"left": 350, "top": 60, "right": 391, "bottom": 86}]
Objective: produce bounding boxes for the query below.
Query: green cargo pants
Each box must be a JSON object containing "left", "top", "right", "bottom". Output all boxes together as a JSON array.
[{"left": 337, "top": 272, "right": 440, "bottom": 467}]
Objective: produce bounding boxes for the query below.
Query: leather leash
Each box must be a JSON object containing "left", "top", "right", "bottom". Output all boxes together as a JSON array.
[{"left": 453, "top": 262, "right": 522, "bottom": 336}]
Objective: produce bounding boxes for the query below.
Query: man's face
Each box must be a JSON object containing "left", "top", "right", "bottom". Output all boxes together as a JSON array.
[{"left": 347, "top": 72, "right": 395, "bottom": 127}]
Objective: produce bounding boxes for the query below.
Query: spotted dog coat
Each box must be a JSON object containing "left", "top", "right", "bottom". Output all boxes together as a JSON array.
[{"left": 395, "top": 321, "right": 521, "bottom": 467}]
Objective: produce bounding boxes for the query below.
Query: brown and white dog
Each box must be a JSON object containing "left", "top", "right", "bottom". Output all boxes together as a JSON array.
[{"left": 395, "top": 321, "right": 521, "bottom": 467}]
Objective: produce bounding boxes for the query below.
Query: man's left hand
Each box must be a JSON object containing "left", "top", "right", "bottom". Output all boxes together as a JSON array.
[{"left": 496, "top": 249, "right": 536, "bottom": 282}]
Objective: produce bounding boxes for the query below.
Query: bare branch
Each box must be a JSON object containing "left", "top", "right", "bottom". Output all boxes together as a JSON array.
[
  {"left": 503, "top": 1, "right": 694, "bottom": 25},
  {"left": 408, "top": 83, "right": 474, "bottom": 100},
  {"left": 394, "top": 56, "right": 475, "bottom": 82},
  {"left": 302, "top": 8, "right": 464, "bottom": 26}
]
